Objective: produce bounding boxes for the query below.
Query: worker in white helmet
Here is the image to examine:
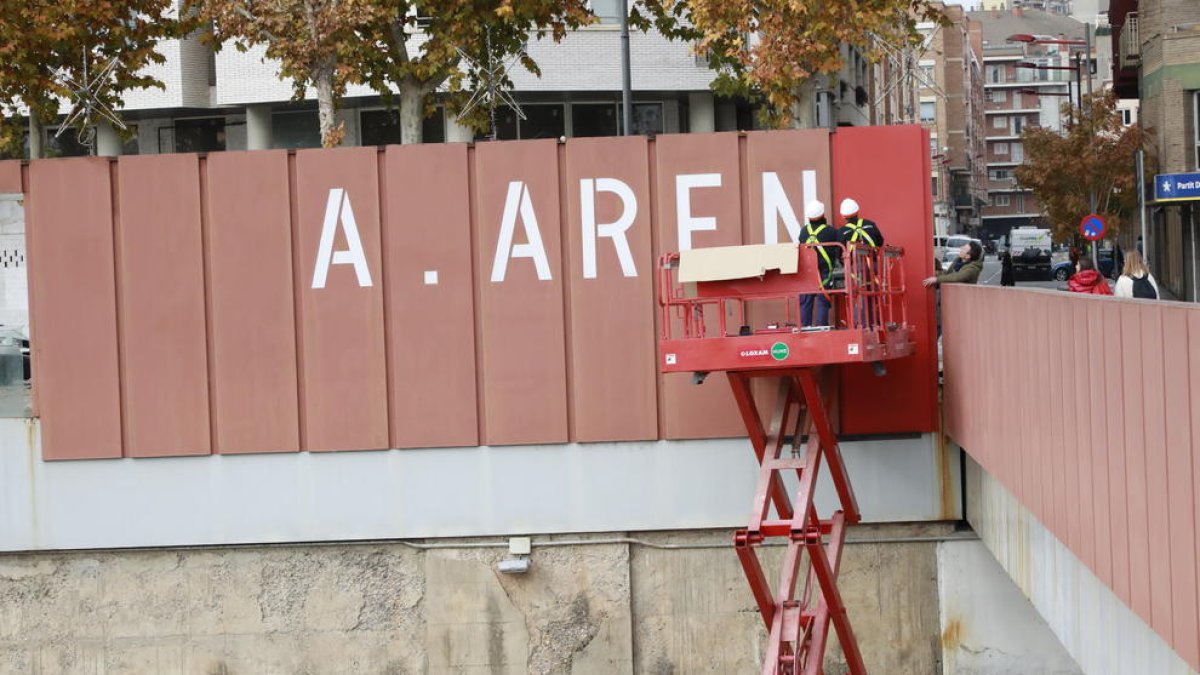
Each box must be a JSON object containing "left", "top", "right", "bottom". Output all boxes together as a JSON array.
[
  {"left": 837, "top": 198, "right": 886, "bottom": 329},
  {"left": 837, "top": 198, "right": 885, "bottom": 249},
  {"left": 799, "top": 200, "right": 841, "bottom": 328}
]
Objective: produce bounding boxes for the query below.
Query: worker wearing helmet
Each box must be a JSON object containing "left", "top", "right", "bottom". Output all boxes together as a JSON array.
[
  {"left": 799, "top": 200, "right": 841, "bottom": 328},
  {"left": 838, "top": 198, "right": 885, "bottom": 329},
  {"left": 837, "top": 198, "right": 885, "bottom": 249}
]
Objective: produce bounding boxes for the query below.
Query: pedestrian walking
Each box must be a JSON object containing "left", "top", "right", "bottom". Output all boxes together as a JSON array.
[
  {"left": 1114, "top": 250, "right": 1159, "bottom": 299},
  {"left": 1067, "top": 257, "right": 1113, "bottom": 295},
  {"left": 1000, "top": 250, "right": 1015, "bottom": 287}
]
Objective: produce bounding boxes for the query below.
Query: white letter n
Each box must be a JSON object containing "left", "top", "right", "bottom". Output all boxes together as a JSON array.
[{"left": 312, "top": 188, "right": 373, "bottom": 289}]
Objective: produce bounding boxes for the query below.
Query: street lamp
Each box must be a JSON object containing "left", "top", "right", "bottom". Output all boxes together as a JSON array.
[{"left": 1015, "top": 60, "right": 1084, "bottom": 124}]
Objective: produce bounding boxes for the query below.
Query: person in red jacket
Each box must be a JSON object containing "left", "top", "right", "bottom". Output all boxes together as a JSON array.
[{"left": 1067, "top": 257, "right": 1113, "bottom": 295}]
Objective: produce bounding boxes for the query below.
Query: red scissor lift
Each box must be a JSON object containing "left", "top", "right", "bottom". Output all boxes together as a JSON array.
[{"left": 658, "top": 242, "right": 915, "bottom": 675}]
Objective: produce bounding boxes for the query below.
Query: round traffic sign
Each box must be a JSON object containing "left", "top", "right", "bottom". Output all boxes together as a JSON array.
[{"left": 1079, "top": 214, "right": 1107, "bottom": 241}]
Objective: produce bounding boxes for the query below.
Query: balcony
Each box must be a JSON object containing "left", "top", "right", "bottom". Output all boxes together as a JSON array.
[{"left": 1119, "top": 12, "right": 1140, "bottom": 68}]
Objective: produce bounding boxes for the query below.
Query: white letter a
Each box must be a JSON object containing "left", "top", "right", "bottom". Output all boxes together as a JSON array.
[
  {"left": 312, "top": 188, "right": 373, "bottom": 289},
  {"left": 491, "top": 181, "right": 553, "bottom": 282}
]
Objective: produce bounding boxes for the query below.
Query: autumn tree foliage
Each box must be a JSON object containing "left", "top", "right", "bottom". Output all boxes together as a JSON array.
[
  {"left": 628, "top": 0, "right": 943, "bottom": 127},
  {"left": 189, "top": 0, "right": 592, "bottom": 146},
  {"left": 0, "top": 0, "right": 187, "bottom": 158},
  {"left": 1015, "top": 92, "right": 1149, "bottom": 242}
]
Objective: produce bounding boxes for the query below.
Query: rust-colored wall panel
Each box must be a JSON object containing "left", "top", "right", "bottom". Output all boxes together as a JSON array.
[
  {"left": 831, "top": 126, "right": 938, "bottom": 435},
  {"left": 473, "top": 140, "right": 569, "bottom": 445},
  {"left": 1102, "top": 301, "right": 1130, "bottom": 602},
  {"left": 942, "top": 286, "right": 1200, "bottom": 670},
  {"left": 1190, "top": 311, "right": 1200, "bottom": 672},
  {"left": 1067, "top": 302, "right": 1089, "bottom": 560},
  {"left": 116, "top": 155, "right": 211, "bottom": 457},
  {"left": 27, "top": 158, "right": 122, "bottom": 459},
  {"left": 0, "top": 160, "right": 22, "bottom": 193},
  {"left": 205, "top": 151, "right": 300, "bottom": 454},
  {"left": 564, "top": 136, "right": 657, "bottom": 442},
  {"left": 294, "top": 147, "right": 389, "bottom": 451},
  {"left": 744, "top": 130, "right": 832, "bottom": 246},
  {"left": 654, "top": 133, "right": 745, "bottom": 439},
  {"left": 1085, "top": 301, "right": 1113, "bottom": 587},
  {"left": 1120, "top": 313, "right": 1153, "bottom": 622},
  {"left": 1163, "top": 309, "right": 1199, "bottom": 666},
  {"left": 384, "top": 144, "right": 479, "bottom": 448},
  {"left": 1140, "top": 305, "right": 1173, "bottom": 636}
]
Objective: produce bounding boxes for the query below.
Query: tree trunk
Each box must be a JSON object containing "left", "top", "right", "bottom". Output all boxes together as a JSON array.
[
  {"left": 28, "top": 114, "right": 43, "bottom": 159},
  {"left": 792, "top": 79, "right": 819, "bottom": 130},
  {"left": 315, "top": 68, "right": 339, "bottom": 148},
  {"left": 399, "top": 79, "right": 425, "bottom": 145}
]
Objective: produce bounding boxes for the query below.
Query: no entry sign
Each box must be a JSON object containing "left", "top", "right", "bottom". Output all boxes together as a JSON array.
[{"left": 1079, "top": 214, "right": 1107, "bottom": 241}]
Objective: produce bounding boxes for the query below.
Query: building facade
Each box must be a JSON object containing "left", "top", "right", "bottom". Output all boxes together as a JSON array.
[
  {"left": 1114, "top": 0, "right": 1200, "bottom": 300},
  {"left": 30, "top": 3, "right": 886, "bottom": 160},
  {"left": 875, "top": 3, "right": 987, "bottom": 237},
  {"left": 969, "top": 7, "right": 1088, "bottom": 243}
]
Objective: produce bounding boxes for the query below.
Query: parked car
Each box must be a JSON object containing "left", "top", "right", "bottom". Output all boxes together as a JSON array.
[{"left": 1051, "top": 249, "right": 1118, "bottom": 281}]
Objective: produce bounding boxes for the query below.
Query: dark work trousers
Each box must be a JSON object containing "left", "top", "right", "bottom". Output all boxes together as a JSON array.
[{"left": 800, "top": 293, "right": 831, "bottom": 327}]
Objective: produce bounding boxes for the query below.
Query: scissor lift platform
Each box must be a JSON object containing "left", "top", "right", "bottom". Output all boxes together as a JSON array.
[{"left": 658, "top": 242, "right": 916, "bottom": 675}]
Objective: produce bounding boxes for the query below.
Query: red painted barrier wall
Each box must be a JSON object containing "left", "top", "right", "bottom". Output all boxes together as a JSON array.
[
  {"left": 24, "top": 127, "right": 936, "bottom": 460},
  {"left": 943, "top": 285, "right": 1200, "bottom": 671}
]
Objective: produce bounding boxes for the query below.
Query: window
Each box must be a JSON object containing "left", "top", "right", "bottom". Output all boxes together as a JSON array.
[
  {"left": 1015, "top": 193, "right": 1026, "bottom": 211},
  {"left": 987, "top": 65, "right": 1004, "bottom": 84},
  {"left": 588, "top": 0, "right": 623, "bottom": 24},
  {"left": 994, "top": 194, "right": 1010, "bottom": 207},
  {"left": 272, "top": 111, "right": 321, "bottom": 149},
  {"left": 174, "top": 117, "right": 226, "bottom": 153},
  {"left": 1011, "top": 142, "right": 1024, "bottom": 162},
  {"left": 993, "top": 89, "right": 1007, "bottom": 103},
  {"left": 989, "top": 169, "right": 1011, "bottom": 180},
  {"left": 932, "top": 176, "right": 938, "bottom": 197},
  {"left": 1194, "top": 91, "right": 1200, "bottom": 169},
  {"left": 1013, "top": 117, "right": 1024, "bottom": 134},
  {"left": 519, "top": 104, "right": 565, "bottom": 140},
  {"left": 919, "top": 64, "right": 935, "bottom": 87},
  {"left": 994, "top": 142, "right": 1009, "bottom": 155},
  {"left": 920, "top": 101, "right": 936, "bottom": 123},
  {"left": 930, "top": 137, "right": 938, "bottom": 156},
  {"left": 985, "top": 90, "right": 993, "bottom": 102},
  {"left": 993, "top": 116, "right": 1008, "bottom": 130},
  {"left": 1122, "top": 108, "right": 1134, "bottom": 126},
  {"left": 620, "top": 102, "right": 664, "bottom": 136},
  {"left": 572, "top": 103, "right": 619, "bottom": 137},
  {"left": 360, "top": 107, "right": 446, "bottom": 145}
]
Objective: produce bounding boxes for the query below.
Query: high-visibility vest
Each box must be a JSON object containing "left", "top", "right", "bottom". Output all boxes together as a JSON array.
[
  {"left": 804, "top": 223, "right": 833, "bottom": 285},
  {"left": 844, "top": 218, "right": 878, "bottom": 247}
]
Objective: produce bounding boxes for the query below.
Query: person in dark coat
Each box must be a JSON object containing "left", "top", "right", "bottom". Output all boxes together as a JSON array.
[{"left": 1000, "top": 250, "right": 1015, "bottom": 286}]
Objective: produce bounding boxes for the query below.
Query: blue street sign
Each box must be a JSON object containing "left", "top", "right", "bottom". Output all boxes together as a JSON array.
[
  {"left": 1079, "top": 213, "right": 1107, "bottom": 241},
  {"left": 1154, "top": 172, "right": 1200, "bottom": 202}
]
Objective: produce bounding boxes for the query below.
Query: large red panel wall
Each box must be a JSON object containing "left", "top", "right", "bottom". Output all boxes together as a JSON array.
[
  {"left": 25, "top": 127, "right": 936, "bottom": 460},
  {"left": 833, "top": 126, "right": 939, "bottom": 434}
]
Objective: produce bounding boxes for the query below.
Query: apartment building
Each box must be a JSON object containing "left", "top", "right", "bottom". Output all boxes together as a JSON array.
[
  {"left": 980, "top": 0, "right": 1074, "bottom": 16},
  {"left": 1113, "top": 0, "right": 1200, "bottom": 300},
  {"left": 874, "top": 3, "right": 987, "bottom": 237},
  {"left": 968, "top": 7, "right": 1087, "bottom": 242}
]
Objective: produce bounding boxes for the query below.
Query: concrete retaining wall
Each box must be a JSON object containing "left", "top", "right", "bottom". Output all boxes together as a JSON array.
[
  {"left": 965, "top": 454, "right": 1199, "bottom": 675},
  {"left": 0, "top": 525, "right": 947, "bottom": 674}
]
